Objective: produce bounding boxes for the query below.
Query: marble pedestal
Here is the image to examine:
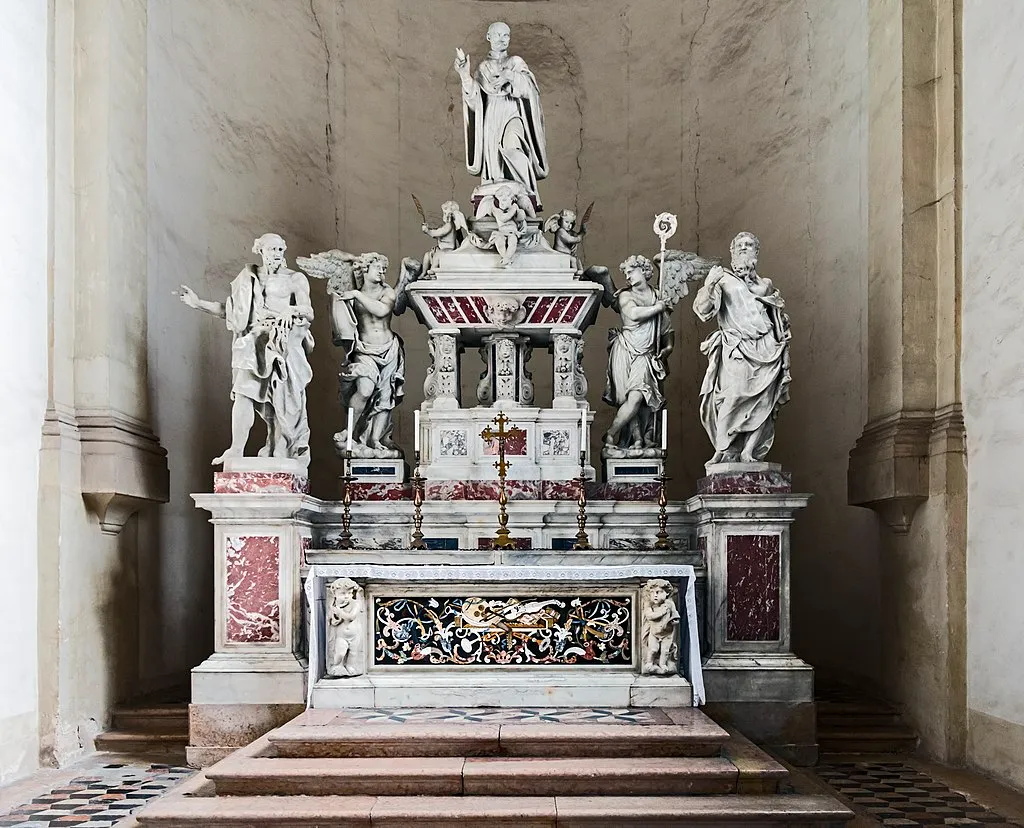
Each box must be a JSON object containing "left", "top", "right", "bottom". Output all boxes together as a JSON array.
[
  {"left": 686, "top": 467, "right": 816, "bottom": 765},
  {"left": 188, "top": 470, "right": 313, "bottom": 766}
]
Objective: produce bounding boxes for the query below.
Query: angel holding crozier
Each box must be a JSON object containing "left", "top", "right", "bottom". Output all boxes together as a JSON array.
[
  {"left": 177, "top": 233, "right": 314, "bottom": 467},
  {"left": 297, "top": 250, "right": 406, "bottom": 459}
]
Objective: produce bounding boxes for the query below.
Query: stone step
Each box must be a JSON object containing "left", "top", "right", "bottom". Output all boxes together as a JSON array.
[
  {"left": 818, "top": 712, "right": 903, "bottom": 728},
  {"left": 269, "top": 721, "right": 730, "bottom": 760},
  {"left": 206, "top": 755, "right": 742, "bottom": 797},
  {"left": 112, "top": 704, "right": 189, "bottom": 734},
  {"left": 94, "top": 730, "right": 189, "bottom": 754},
  {"left": 818, "top": 725, "right": 918, "bottom": 754},
  {"left": 137, "top": 793, "right": 853, "bottom": 827}
]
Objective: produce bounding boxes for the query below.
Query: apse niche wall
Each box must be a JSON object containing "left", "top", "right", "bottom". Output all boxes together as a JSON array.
[{"left": 143, "top": 0, "right": 877, "bottom": 690}]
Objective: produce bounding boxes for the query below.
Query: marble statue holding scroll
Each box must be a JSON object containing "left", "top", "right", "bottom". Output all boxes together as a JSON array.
[
  {"left": 641, "top": 579, "right": 679, "bottom": 676},
  {"left": 455, "top": 21, "right": 549, "bottom": 205},
  {"left": 693, "top": 232, "right": 791, "bottom": 466},
  {"left": 298, "top": 250, "right": 406, "bottom": 459},
  {"left": 325, "top": 577, "right": 366, "bottom": 678},
  {"left": 177, "top": 233, "right": 314, "bottom": 467}
]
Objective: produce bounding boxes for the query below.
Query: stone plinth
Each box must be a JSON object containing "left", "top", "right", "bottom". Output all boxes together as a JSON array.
[
  {"left": 686, "top": 483, "right": 815, "bottom": 764},
  {"left": 696, "top": 462, "right": 792, "bottom": 495}
]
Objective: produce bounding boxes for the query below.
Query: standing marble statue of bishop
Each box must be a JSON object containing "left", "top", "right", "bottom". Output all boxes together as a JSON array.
[
  {"left": 693, "top": 232, "right": 791, "bottom": 466},
  {"left": 455, "top": 21, "right": 549, "bottom": 205}
]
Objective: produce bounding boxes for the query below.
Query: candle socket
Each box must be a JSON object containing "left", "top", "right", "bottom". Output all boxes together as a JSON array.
[
  {"left": 410, "top": 451, "right": 426, "bottom": 550},
  {"left": 653, "top": 470, "right": 672, "bottom": 550},
  {"left": 340, "top": 457, "right": 355, "bottom": 550},
  {"left": 573, "top": 450, "right": 590, "bottom": 550}
]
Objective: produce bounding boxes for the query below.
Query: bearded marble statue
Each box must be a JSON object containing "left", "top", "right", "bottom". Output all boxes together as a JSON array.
[
  {"left": 693, "top": 232, "right": 792, "bottom": 466},
  {"left": 178, "top": 233, "right": 314, "bottom": 467},
  {"left": 455, "top": 21, "right": 549, "bottom": 205}
]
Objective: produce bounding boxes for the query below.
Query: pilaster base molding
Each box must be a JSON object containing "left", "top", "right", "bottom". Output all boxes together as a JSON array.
[
  {"left": 848, "top": 405, "right": 965, "bottom": 534},
  {"left": 78, "top": 409, "right": 169, "bottom": 534}
]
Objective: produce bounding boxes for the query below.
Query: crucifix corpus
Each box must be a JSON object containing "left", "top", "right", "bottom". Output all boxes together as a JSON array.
[{"left": 480, "top": 412, "right": 526, "bottom": 549}]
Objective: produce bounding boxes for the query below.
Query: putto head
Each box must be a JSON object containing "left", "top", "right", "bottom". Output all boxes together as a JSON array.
[
  {"left": 620, "top": 254, "right": 654, "bottom": 286},
  {"left": 441, "top": 200, "right": 460, "bottom": 218},
  {"left": 494, "top": 185, "right": 515, "bottom": 208},
  {"left": 353, "top": 252, "right": 389, "bottom": 287},
  {"left": 729, "top": 231, "right": 760, "bottom": 275},
  {"left": 253, "top": 233, "right": 287, "bottom": 269},
  {"left": 643, "top": 578, "right": 675, "bottom": 605},
  {"left": 486, "top": 21, "right": 511, "bottom": 52}
]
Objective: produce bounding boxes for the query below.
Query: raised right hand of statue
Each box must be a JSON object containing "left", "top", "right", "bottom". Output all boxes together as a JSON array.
[
  {"left": 705, "top": 265, "right": 726, "bottom": 287},
  {"left": 454, "top": 48, "right": 471, "bottom": 80},
  {"left": 177, "top": 284, "right": 199, "bottom": 309}
]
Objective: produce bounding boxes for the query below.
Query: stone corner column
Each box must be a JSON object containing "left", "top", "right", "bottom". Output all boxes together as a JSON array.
[
  {"left": 423, "top": 328, "right": 462, "bottom": 410},
  {"left": 685, "top": 466, "right": 816, "bottom": 765},
  {"left": 187, "top": 473, "right": 313, "bottom": 767}
]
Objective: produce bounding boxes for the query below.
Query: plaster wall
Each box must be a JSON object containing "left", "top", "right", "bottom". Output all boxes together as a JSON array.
[
  {"left": 962, "top": 0, "right": 1024, "bottom": 792},
  {"left": 0, "top": 0, "right": 48, "bottom": 784},
  {"left": 145, "top": 0, "right": 878, "bottom": 686}
]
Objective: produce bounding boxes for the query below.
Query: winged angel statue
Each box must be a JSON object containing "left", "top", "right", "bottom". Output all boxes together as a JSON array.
[
  {"left": 584, "top": 247, "right": 718, "bottom": 456},
  {"left": 297, "top": 249, "right": 413, "bottom": 459}
]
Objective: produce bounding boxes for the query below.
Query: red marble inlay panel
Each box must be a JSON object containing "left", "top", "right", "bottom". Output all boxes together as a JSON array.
[
  {"left": 482, "top": 430, "right": 528, "bottom": 456},
  {"left": 520, "top": 296, "right": 539, "bottom": 319},
  {"left": 349, "top": 482, "right": 413, "bottom": 501},
  {"left": 697, "top": 470, "right": 792, "bottom": 494},
  {"left": 423, "top": 295, "right": 449, "bottom": 323},
  {"left": 588, "top": 481, "right": 661, "bottom": 501},
  {"left": 544, "top": 295, "right": 572, "bottom": 324},
  {"left": 439, "top": 295, "right": 464, "bottom": 323},
  {"left": 541, "top": 480, "right": 582, "bottom": 500},
  {"left": 463, "top": 479, "right": 541, "bottom": 500},
  {"left": 214, "top": 471, "right": 309, "bottom": 494},
  {"left": 472, "top": 295, "right": 491, "bottom": 320},
  {"left": 455, "top": 295, "right": 482, "bottom": 323},
  {"left": 225, "top": 535, "right": 281, "bottom": 643},
  {"left": 425, "top": 480, "right": 466, "bottom": 500},
  {"left": 726, "top": 534, "right": 781, "bottom": 642},
  {"left": 528, "top": 296, "right": 554, "bottom": 323},
  {"left": 561, "top": 295, "right": 586, "bottom": 325}
]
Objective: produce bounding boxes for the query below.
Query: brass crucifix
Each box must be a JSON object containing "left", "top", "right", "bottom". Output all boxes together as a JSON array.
[{"left": 480, "top": 412, "right": 525, "bottom": 549}]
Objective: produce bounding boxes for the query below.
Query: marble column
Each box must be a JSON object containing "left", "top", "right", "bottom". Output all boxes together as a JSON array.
[
  {"left": 423, "top": 329, "right": 462, "bottom": 410},
  {"left": 550, "top": 328, "right": 587, "bottom": 410},
  {"left": 476, "top": 333, "right": 534, "bottom": 406}
]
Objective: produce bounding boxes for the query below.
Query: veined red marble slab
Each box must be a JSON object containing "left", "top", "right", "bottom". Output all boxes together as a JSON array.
[
  {"left": 225, "top": 535, "right": 281, "bottom": 643},
  {"left": 214, "top": 471, "right": 310, "bottom": 494},
  {"left": 463, "top": 480, "right": 541, "bottom": 501},
  {"left": 697, "top": 470, "right": 792, "bottom": 494},
  {"left": 482, "top": 430, "right": 528, "bottom": 456},
  {"left": 348, "top": 482, "right": 413, "bottom": 501},
  {"left": 726, "top": 534, "right": 781, "bottom": 641}
]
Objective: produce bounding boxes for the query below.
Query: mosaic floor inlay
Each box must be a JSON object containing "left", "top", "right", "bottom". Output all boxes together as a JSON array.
[
  {"left": 327, "top": 707, "right": 666, "bottom": 724},
  {"left": 816, "top": 761, "right": 1024, "bottom": 827},
  {"left": 0, "top": 762, "right": 192, "bottom": 827}
]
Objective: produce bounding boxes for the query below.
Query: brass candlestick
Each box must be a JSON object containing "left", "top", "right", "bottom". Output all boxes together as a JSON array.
[
  {"left": 410, "top": 451, "right": 426, "bottom": 550},
  {"left": 573, "top": 450, "right": 591, "bottom": 550},
  {"left": 654, "top": 470, "right": 672, "bottom": 550},
  {"left": 480, "top": 412, "right": 525, "bottom": 550},
  {"left": 339, "top": 457, "right": 354, "bottom": 550}
]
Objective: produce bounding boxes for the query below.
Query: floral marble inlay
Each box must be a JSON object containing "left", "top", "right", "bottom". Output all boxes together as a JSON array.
[
  {"left": 374, "top": 595, "right": 631, "bottom": 666},
  {"left": 439, "top": 429, "right": 468, "bottom": 457},
  {"left": 225, "top": 535, "right": 281, "bottom": 643},
  {"left": 541, "top": 429, "right": 571, "bottom": 456},
  {"left": 726, "top": 534, "right": 780, "bottom": 641}
]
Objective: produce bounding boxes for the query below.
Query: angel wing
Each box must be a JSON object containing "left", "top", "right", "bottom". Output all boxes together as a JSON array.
[
  {"left": 296, "top": 249, "right": 358, "bottom": 296},
  {"left": 655, "top": 250, "right": 720, "bottom": 308},
  {"left": 394, "top": 257, "right": 423, "bottom": 316},
  {"left": 581, "top": 265, "right": 616, "bottom": 308},
  {"left": 543, "top": 214, "right": 560, "bottom": 235}
]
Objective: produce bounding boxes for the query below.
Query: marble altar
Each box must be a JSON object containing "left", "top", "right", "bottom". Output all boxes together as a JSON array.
[{"left": 186, "top": 20, "right": 814, "bottom": 767}]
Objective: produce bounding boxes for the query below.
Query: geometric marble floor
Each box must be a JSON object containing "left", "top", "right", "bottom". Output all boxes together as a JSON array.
[
  {"left": 326, "top": 707, "right": 667, "bottom": 725},
  {"left": 0, "top": 762, "right": 192, "bottom": 827},
  {"left": 815, "top": 761, "right": 1024, "bottom": 827}
]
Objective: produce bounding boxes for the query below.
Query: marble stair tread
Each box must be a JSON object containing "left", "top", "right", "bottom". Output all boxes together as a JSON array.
[
  {"left": 461, "top": 756, "right": 740, "bottom": 795},
  {"left": 269, "top": 720, "right": 729, "bottom": 759},
  {"left": 207, "top": 756, "right": 466, "bottom": 796},
  {"left": 552, "top": 794, "right": 855, "bottom": 825},
  {"left": 205, "top": 755, "right": 741, "bottom": 796},
  {"left": 136, "top": 794, "right": 853, "bottom": 827},
  {"left": 93, "top": 730, "right": 189, "bottom": 752},
  {"left": 112, "top": 704, "right": 189, "bottom": 734}
]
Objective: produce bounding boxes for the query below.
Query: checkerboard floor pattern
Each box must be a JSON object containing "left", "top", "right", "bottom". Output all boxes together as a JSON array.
[
  {"left": 328, "top": 707, "right": 665, "bottom": 724},
  {"left": 817, "top": 761, "right": 1023, "bottom": 827},
  {"left": 0, "top": 762, "right": 192, "bottom": 827}
]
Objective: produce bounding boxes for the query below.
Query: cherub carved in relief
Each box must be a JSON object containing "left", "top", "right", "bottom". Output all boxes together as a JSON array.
[
  {"left": 325, "top": 577, "right": 366, "bottom": 677},
  {"left": 641, "top": 578, "right": 680, "bottom": 676}
]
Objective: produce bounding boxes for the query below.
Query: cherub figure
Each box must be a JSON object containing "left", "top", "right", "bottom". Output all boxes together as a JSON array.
[
  {"left": 421, "top": 200, "right": 469, "bottom": 276},
  {"left": 544, "top": 208, "right": 587, "bottom": 272},
  {"left": 325, "top": 578, "right": 365, "bottom": 677},
  {"left": 471, "top": 185, "right": 528, "bottom": 266},
  {"left": 641, "top": 579, "right": 680, "bottom": 676}
]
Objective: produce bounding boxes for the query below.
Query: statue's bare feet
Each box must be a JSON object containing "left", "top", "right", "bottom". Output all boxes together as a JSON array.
[{"left": 709, "top": 451, "right": 726, "bottom": 465}]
